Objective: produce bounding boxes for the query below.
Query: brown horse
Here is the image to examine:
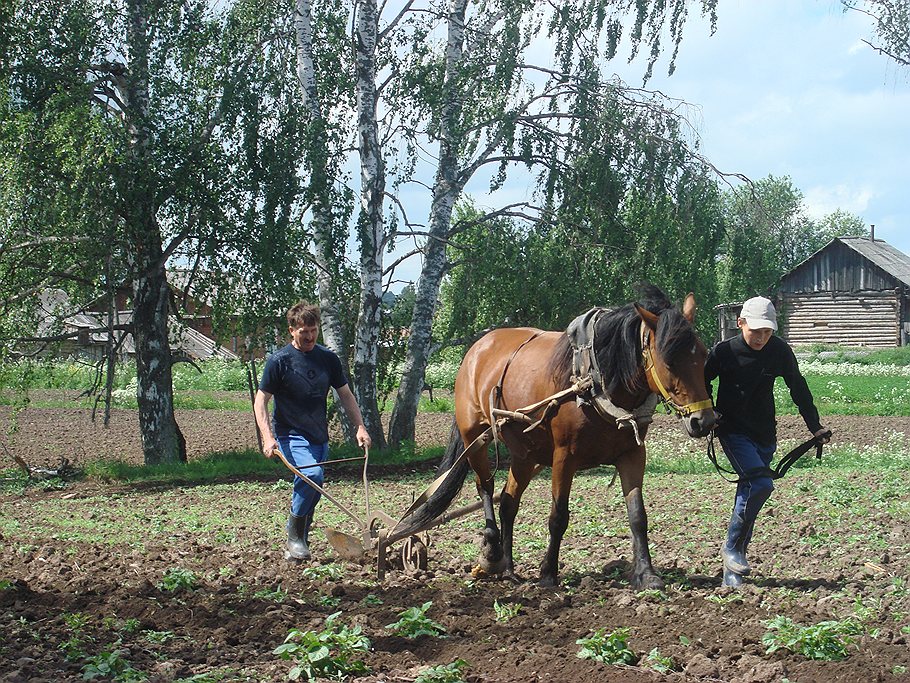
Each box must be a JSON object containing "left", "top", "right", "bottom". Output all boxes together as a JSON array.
[{"left": 396, "top": 286, "right": 716, "bottom": 588}]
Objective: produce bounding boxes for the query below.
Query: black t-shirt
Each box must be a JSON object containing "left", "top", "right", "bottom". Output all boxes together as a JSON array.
[
  {"left": 704, "top": 334, "right": 822, "bottom": 446},
  {"left": 258, "top": 343, "right": 348, "bottom": 444}
]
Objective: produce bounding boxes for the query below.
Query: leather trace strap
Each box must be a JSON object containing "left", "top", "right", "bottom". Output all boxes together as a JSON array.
[
  {"left": 641, "top": 324, "right": 714, "bottom": 417},
  {"left": 707, "top": 429, "right": 833, "bottom": 483}
]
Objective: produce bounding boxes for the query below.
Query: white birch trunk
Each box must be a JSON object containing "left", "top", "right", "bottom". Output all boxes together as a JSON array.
[
  {"left": 294, "top": 0, "right": 348, "bottom": 366},
  {"left": 295, "top": 0, "right": 357, "bottom": 440},
  {"left": 388, "top": 0, "right": 468, "bottom": 447},
  {"left": 351, "top": 0, "right": 387, "bottom": 448},
  {"left": 126, "top": 0, "right": 184, "bottom": 465}
]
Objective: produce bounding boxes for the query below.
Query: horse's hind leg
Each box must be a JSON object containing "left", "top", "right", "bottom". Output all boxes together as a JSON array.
[
  {"left": 538, "top": 449, "right": 577, "bottom": 587},
  {"left": 465, "top": 430, "right": 507, "bottom": 575},
  {"left": 617, "top": 448, "right": 664, "bottom": 590}
]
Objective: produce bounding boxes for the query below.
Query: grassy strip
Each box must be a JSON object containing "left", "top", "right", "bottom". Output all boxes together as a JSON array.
[{"left": 0, "top": 443, "right": 446, "bottom": 490}]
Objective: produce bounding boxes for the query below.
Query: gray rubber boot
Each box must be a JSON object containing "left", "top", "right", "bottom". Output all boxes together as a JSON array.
[
  {"left": 722, "top": 566, "right": 744, "bottom": 588},
  {"left": 722, "top": 511, "right": 751, "bottom": 575},
  {"left": 286, "top": 513, "right": 312, "bottom": 561}
]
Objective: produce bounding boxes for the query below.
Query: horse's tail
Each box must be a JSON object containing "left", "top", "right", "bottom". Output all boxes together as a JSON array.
[{"left": 391, "top": 419, "right": 470, "bottom": 538}]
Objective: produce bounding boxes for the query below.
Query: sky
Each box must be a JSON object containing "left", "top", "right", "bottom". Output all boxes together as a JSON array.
[
  {"left": 609, "top": 0, "right": 909, "bottom": 252},
  {"left": 389, "top": 1, "right": 909, "bottom": 289}
]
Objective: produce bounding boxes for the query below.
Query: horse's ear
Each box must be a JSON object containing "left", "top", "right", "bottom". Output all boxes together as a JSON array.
[
  {"left": 682, "top": 293, "right": 697, "bottom": 323},
  {"left": 634, "top": 303, "right": 659, "bottom": 330}
]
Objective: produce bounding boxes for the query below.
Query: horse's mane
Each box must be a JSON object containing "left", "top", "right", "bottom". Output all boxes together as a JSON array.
[{"left": 550, "top": 284, "right": 697, "bottom": 394}]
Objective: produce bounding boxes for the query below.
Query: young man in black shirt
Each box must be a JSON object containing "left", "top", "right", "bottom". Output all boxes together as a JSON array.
[{"left": 704, "top": 296, "right": 830, "bottom": 587}]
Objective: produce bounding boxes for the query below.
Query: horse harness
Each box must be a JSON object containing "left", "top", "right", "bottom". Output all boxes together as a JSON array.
[
  {"left": 568, "top": 308, "right": 713, "bottom": 445},
  {"left": 486, "top": 308, "right": 714, "bottom": 450}
]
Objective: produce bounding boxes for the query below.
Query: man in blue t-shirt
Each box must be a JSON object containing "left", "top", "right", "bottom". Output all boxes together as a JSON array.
[
  {"left": 705, "top": 296, "right": 830, "bottom": 588},
  {"left": 254, "top": 301, "right": 371, "bottom": 561}
]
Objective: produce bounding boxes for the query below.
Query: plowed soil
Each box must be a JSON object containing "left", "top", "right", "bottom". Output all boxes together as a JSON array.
[{"left": 1, "top": 396, "right": 909, "bottom": 682}]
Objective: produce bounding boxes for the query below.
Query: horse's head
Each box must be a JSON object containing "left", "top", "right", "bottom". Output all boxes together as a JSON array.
[{"left": 635, "top": 293, "right": 716, "bottom": 438}]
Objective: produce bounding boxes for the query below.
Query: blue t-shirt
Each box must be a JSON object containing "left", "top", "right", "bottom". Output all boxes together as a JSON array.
[{"left": 258, "top": 343, "right": 348, "bottom": 444}]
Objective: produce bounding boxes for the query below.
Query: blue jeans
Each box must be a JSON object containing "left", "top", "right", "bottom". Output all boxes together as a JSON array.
[
  {"left": 277, "top": 434, "right": 329, "bottom": 517},
  {"left": 719, "top": 432, "right": 776, "bottom": 550}
]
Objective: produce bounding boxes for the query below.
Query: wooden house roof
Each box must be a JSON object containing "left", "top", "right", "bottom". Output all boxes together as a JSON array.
[
  {"left": 779, "top": 236, "right": 910, "bottom": 292},
  {"left": 836, "top": 236, "right": 910, "bottom": 288}
]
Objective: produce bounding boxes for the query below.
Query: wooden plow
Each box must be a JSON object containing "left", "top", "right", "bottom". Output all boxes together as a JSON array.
[{"left": 246, "top": 361, "right": 584, "bottom": 579}]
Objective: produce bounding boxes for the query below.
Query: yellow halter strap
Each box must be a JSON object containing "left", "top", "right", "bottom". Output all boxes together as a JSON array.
[{"left": 641, "top": 326, "right": 714, "bottom": 417}]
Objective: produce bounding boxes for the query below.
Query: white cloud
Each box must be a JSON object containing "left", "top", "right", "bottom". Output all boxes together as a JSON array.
[{"left": 803, "top": 184, "right": 876, "bottom": 218}]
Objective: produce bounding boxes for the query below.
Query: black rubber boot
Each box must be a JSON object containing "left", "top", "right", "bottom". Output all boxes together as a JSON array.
[{"left": 286, "top": 513, "right": 312, "bottom": 561}]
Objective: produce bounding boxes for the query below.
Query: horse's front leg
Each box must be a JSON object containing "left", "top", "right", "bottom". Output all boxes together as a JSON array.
[
  {"left": 617, "top": 447, "right": 664, "bottom": 590},
  {"left": 539, "top": 451, "right": 576, "bottom": 587},
  {"left": 499, "top": 458, "right": 539, "bottom": 582}
]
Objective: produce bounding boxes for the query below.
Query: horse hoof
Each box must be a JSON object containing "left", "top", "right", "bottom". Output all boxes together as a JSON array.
[
  {"left": 722, "top": 568, "right": 743, "bottom": 589},
  {"left": 632, "top": 573, "right": 664, "bottom": 591},
  {"left": 479, "top": 554, "right": 508, "bottom": 575},
  {"left": 538, "top": 575, "right": 558, "bottom": 588}
]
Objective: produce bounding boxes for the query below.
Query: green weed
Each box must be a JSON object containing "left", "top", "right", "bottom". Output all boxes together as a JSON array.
[
  {"left": 576, "top": 627, "right": 639, "bottom": 665},
  {"left": 762, "top": 615, "right": 863, "bottom": 661},
  {"left": 645, "top": 647, "right": 675, "bottom": 673},
  {"left": 253, "top": 586, "right": 287, "bottom": 603},
  {"left": 82, "top": 648, "right": 147, "bottom": 681},
  {"left": 414, "top": 659, "right": 468, "bottom": 683},
  {"left": 273, "top": 612, "right": 370, "bottom": 681},
  {"left": 300, "top": 564, "right": 344, "bottom": 582},
  {"left": 492, "top": 600, "right": 521, "bottom": 622},
  {"left": 386, "top": 601, "right": 447, "bottom": 639},
  {"left": 157, "top": 567, "right": 198, "bottom": 593},
  {"left": 141, "top": 630, "right": 175, "bottom": 644}
]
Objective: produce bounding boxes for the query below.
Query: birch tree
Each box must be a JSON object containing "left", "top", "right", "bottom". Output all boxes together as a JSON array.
[{"left": 0, "top": 0, "right": 300, "bottom": 464}]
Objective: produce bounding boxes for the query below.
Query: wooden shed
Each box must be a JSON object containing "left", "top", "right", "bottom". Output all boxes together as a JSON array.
[{"left": 777, "top": 235, "right": 910, "bottom": 348}]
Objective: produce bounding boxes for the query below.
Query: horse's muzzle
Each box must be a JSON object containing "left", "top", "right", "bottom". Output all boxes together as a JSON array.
[{"left": 684, "top": 409, "right": 717, "bottom": 438}]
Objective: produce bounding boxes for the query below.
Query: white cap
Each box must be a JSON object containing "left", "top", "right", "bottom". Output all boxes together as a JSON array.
[{"left": 739, "top": 296, "right": 777, "bottom": 331}]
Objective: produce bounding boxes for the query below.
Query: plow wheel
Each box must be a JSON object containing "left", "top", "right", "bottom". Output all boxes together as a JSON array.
[{"left": 401, "top": 534, "right": 428, "bottom": 573}]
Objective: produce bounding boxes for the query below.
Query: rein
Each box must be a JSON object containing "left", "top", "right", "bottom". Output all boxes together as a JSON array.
[
  {"left": 641, "top": 325, "right": 714, "bottom": 418},
  {"left": 706, "top": 429, "right": 833, "bottom": 483}
]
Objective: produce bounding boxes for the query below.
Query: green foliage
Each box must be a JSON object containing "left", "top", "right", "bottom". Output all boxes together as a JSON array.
[
  {"left": 424, "top": 359, "right": 461, "bottom": 391},
  {"left": 300, "top": 565, "right": 343, "bottom": 582},
  {"left": 798, "top": 343, "right": 910, "bottom": 366},
  {"left": 645, "top": 647, "right": 676, "bottom": 673},
  {"left": 576, "top": 627, "right": 639, "bottom": 665},
  {"left": 81, "top": 648, "right": 147, "bottom": 681},
  {"left": 272, "top": 613, "right": 370, "bottom": 681},
  {"left": 414, "top": 659, "right": 469, "bottom": 683},
  {"left": 141, "top": 630, "right": 175, "bottom": 644},
  {"left": 385, "top": 601, "right": 447, "bottom": 639},
  {"left": 439, "top": 163, "right": 726, "bottom": 348},
  {"left": 762, "top": 615, "right": 863, "bottom": 661},
  {"left": 717, "top": 176, "right": 868, "bottom": 302},
  {"left": 253, "top": 586, "right": 288, "bottom": 603},
  {"left": 777, "top": 375, "right": 910, "bottom": 416},
  {"left": 157, "top": 567, "right": 198, "bottom": 593},
  {"left": 492, "top": 600, "right": 522, "bottom": 622},
  {"left": 62, "top": 611, "right": 94, "bottom": 661}
]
